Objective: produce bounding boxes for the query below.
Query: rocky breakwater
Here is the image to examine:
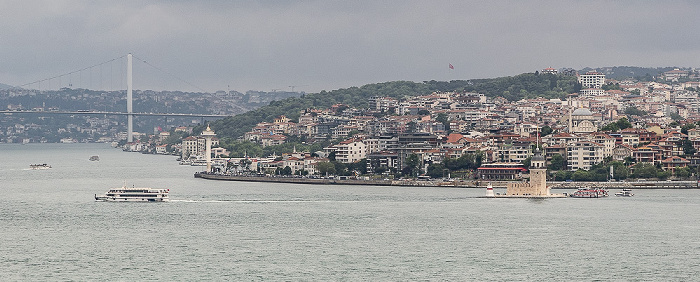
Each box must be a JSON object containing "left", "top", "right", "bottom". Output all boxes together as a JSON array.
[{"left": 194, "top": 172, "right": 480, "bottom": 187}]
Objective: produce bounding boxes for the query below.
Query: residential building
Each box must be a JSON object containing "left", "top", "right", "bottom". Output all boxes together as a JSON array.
[{"left": 567, "top": 141, "right": 605, "bottom": 171}]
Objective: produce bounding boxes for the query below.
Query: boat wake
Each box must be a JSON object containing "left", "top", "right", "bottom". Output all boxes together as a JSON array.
[{"left": 169, "top": 199, "right": 314, "bottom": 203}]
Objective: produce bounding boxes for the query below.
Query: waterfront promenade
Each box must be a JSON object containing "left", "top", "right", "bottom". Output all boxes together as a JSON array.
[{"left": 194, "top": 173, "right": 699, "bottom": 189}]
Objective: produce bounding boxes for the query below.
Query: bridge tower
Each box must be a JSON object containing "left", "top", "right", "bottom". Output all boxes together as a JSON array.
[{"left": 127, "top": 53, "right": 134, "bottom": 143}]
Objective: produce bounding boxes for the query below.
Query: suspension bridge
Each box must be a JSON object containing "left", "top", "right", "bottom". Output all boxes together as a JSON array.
[{"left": 1, "top": 53, "right": 229, "bottom": 142}]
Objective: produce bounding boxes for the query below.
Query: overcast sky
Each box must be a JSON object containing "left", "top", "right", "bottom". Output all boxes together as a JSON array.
[{"left": 2, "top": 1, "right": 700, "bottom": 93}]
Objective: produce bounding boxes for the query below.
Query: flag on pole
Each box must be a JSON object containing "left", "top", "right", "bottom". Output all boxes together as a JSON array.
[{"left": 449, "top": 63, "right": 454, "bottom": 70}]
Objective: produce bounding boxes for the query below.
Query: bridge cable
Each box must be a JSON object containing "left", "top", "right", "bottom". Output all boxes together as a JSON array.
[
  {"left": 10, "top": 55, "right": 127, "bottom": 90},
  {"left": 131, "top": 54, "right": 208, "bottom": 93}
]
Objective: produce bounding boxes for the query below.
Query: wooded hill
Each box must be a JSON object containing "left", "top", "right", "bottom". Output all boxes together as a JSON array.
[{"left": 206, "top": 73, "right": 579, "bottom": 139}]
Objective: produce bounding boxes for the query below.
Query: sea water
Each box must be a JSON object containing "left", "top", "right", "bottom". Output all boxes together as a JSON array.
[{"left": 1, "top": 143, "right": 700, "bottom": 280}]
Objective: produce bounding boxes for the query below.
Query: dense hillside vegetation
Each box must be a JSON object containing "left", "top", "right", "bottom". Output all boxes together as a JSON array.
[{"left": 207, "top": 73, "right": 579, "bottom": 139}]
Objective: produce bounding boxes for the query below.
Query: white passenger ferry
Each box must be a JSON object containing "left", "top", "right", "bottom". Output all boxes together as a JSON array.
[
  {"left": 95, "top": 186, "right": 170, "bottom": 202},
  {"left": 30, "top": 163, "right": 52, "bottom": 170}
]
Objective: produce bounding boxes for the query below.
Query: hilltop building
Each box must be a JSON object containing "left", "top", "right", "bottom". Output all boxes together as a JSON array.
[
  {"left": 541, "top": 67, "right": 558, "bottom": 75},
  {"left": 578, "top": 71, "right": 606, "bottom": 89}
]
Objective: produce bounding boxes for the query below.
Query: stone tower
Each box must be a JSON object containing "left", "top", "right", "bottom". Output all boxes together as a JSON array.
[
  {"left": 505, "top": 147, "right": 551, "bottom": 197},
  {"left": 529, "top": 147, "right": 549, "bottom": 196}
]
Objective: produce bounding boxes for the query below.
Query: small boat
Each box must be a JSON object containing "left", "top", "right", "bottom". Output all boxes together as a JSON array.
[
  {"left": 89, "top": 155, "right": 100, "bottom": 161},
  {"left": 569, "top": 187, "right": 608, "bottom": 198},
  {"left": 615, "top": 189, "right": 634, "bottom": 197},
  {"left": 30, "top": 163, "right": 52, "bottom": 170},
  {"left": 95, "top": 185, "right": 170, "bottom": 202}
]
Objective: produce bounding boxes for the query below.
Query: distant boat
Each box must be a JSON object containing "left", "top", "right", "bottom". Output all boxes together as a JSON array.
[
  {"left": 89, "top": 155, "right": 100, "bottom": 161},
  {"left": 615, "top": 189, "right": 634, "bottom": 197},
  {"left": 30, "top": 163, "right": 51, "bottom": 170},
  {"left": 570, "top": 187, "right": 608, "bottom": 198}
]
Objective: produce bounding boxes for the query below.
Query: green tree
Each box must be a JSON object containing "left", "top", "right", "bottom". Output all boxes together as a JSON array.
[
  {"left": 417, "top": 109, "right": 431, "bottom": 116},
  {"left": 681, "top": 123, "right": 696, "bottom": 135},
  {"left": 426, "top": 163, "right": 447, "bottom": 178},
  {"left": 625, "top": 106, "right": 647, "bottom": 116},
  {"left": 554, "top": 170, "right": 572, "bottom": 181},
  {"left": 404, "top": 154, "right": 421, "bottom": 176},
  {"left": 521, "top": 157, "right": 532, "bottom": 168},
  {"left": 610, "top": 161, "right": 629, "bottom": 180},
  {"left": 670, "top": 113, "right": 683, "bottom": 121},
  {"left": 656, "top": 170, "right": 671, "bottom": 180},
  {"left": 678, "top": 139, "right": 697, "bottom": 156},
  {"left": 443, "top": 152, "right": 482, "bottom": 171},
  {"left": 436, "top": 113, "right": 450, "bottom": 132},
  {"left": 601, "top": 117, "right": 632, "bottom": 132},
  {"left": 374, "top": 166, "right": 389, "bottom": 174},
  {"left": 317, "top": 162, "right": 336, "bottom": 176},
  {"left": 602, "top": 83, "right": 621, "bottom": 90},
  {"left": 615, "top": 117, "right": 632, "bottom": 130},
  {"left": 333, "top": 162, "right": 349, "bottom": 176},
  {"left": 600, "top": 123, "right": 619, "bottom": 132},
  {"left": 675, "top": 166, "right": 691, "bottom": 178},
  {"left": 540, "top": 125, "right": 553, "bottom": 137},
  {"left": 631, "top": 162, "right": 658, "bottom": 179},
  {"left": 549, "top": 154, "right": 565, "bottom": 170},
  {"left": 571, "top": 169, "right": 592, "bottom": 181}
]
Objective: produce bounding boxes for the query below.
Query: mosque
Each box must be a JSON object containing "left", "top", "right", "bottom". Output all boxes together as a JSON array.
[{"left": 568, "top": 107, "right": 597, "bottom": 134}]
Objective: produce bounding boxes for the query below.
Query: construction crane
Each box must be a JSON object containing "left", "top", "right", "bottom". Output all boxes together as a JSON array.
[{"left": 288, "top": 85, "right": 308, "bottom": 92}]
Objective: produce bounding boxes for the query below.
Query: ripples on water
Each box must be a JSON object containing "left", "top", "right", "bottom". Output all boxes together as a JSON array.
[{"left": 1, "top": 144, "right": 700, "bottom": 280}]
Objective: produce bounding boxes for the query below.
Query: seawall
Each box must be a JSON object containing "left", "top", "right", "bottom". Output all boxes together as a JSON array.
[
  {"left": 194, "top": 173, "right": 474, "bottom": 187},
  {"left": 194, "top": 173, "right": 700, "bottom": 189}
]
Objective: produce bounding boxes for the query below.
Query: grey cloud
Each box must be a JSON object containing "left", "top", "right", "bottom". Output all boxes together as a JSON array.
[{"left": 2, "top": 1, "right": 700, "bottom": 93}]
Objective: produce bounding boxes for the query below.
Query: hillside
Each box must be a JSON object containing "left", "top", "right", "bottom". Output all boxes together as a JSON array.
[{"left": 208, "top": 73, "right": 579, "bottom": 139}]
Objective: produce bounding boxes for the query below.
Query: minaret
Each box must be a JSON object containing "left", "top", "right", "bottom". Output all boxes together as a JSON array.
[
  {"left": 201, "top": 125, "right": 216, "bottom": 172},
  {"left": 568, "top": 99, "right": 573, "bottom": 134}
]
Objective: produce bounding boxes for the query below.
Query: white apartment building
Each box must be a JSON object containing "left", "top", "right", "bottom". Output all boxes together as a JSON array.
[
  {"left": 586, "top": 133, "right": 616, "bottom": 158},
  {"left": 578, "top": 71, "right": 606, "bottom": 89},
  {"left": 567, "top": 141, "right": 605, "bottom": 171},
  {"left": 182, "top": 136, "right": 219, "bottom": 159},
  {"left": 580, "top": 88, "right": 605, "bottom": 97},
  {"left": 333, "top": 139, "right": 367, "bottom": 163}
]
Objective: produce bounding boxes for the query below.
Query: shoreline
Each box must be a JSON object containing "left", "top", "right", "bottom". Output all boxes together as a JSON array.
[{"left": 194, "top": 173, "right": 700, "bottom": 189}]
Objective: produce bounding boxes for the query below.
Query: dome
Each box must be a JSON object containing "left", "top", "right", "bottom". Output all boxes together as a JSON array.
[{"left": 572, "top": 107, "right": 593, "bottom": 116}]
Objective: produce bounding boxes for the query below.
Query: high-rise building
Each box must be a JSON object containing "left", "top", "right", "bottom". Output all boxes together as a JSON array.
[{"left": 578, "top": 71, "right": 606, "bottom": 89}]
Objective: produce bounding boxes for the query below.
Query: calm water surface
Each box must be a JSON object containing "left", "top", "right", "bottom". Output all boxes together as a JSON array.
[{"left": 1, "top": 143, "right": 700, "bottom": 281}]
